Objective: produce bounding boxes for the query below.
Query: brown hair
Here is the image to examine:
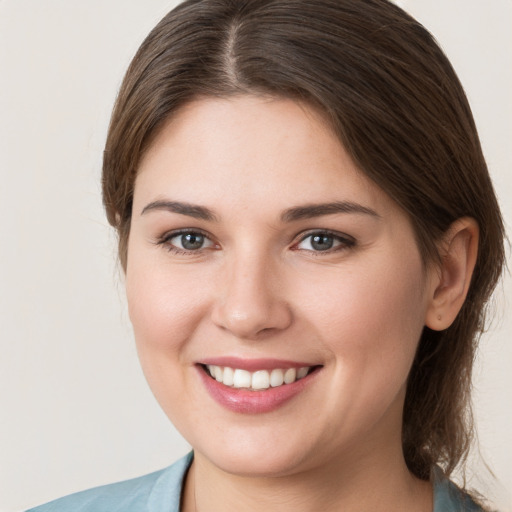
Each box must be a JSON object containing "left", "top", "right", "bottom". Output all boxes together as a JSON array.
[{"left": 102, "top": 0, "right": 505, "bottom": 481}]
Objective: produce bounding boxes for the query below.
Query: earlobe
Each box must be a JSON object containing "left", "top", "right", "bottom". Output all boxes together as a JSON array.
[{"left": 425, "top": 218, "right": 479, "bottom": 331}]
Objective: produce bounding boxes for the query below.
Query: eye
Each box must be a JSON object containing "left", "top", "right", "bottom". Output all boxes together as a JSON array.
[
  {"left": 158, "top": 230, "right": 217, "bottom": 253},
  {"left": 295, "top": 231, "right": 355, "bottom": 252}
]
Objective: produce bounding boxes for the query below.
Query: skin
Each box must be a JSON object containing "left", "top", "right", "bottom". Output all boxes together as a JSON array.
[{"left": 126, "top": 96, "right": 478, "bottom": 511}]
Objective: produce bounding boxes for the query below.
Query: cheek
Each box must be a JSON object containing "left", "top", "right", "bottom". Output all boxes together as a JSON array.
[
  {"left": 302, "top": 252, "right": 428, "bottom": 387},
  {"left": 125, "top": 249, "right": 211, "bottom": 357},
  {"left": 303, "top": 257, "right": 428, "bottom": 440},
  {"left": 124, "top": 253, "right": 214, "bottom": 427}
]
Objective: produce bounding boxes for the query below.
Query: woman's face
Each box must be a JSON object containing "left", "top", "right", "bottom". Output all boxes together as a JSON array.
[{"left": 126, "top": 96, "right": 436, "bottom": 477}]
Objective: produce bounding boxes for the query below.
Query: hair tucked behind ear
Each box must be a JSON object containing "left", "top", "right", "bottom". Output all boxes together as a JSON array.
[{"left": 102, "top": 0, "right": 505, "bottom": 482}]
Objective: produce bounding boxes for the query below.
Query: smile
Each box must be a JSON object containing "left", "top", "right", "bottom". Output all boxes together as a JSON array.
[
  {"left": 205, "top": 365, "right": 313, "bottom": 390},
  {"left": 197, "top": 360, "right": 322, "bottom": 414}
]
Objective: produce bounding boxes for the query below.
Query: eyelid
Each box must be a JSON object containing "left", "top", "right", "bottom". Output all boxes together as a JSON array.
[
  {"left": 154, "top": 228, "right": 355, "bottom": 254},
  {"left": 157, "top": 227, "right": 211, "bottom": 241},
  {"left": 292, "top": 229, "right": 356, "bottom": 251},
  {"left": 156, "top": 228, "right": 218, "bottom": 252}
]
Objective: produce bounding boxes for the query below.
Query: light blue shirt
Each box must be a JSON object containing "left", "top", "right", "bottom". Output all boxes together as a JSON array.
[{"left": 26, "top": 452, "right": 485, "bottom": 511}]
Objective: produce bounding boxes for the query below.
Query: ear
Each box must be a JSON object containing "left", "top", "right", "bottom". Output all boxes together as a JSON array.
[{"left": 425, "top": 217, "right": 479, "bottom": 331}]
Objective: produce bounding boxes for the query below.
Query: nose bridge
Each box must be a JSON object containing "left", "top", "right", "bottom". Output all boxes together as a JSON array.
[{"left": 212, "top": 246, "right": 291, "bottom": 339}]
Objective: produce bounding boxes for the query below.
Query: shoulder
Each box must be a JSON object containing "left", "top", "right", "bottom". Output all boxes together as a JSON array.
[
  {"left": 433, "top": 468, "right": 487, "bottom": 512},
  {"left": 25, "top": 452, "right": 193, "bottom": 512}
]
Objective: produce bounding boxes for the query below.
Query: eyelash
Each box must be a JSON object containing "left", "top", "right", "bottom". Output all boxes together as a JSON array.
[
  {"left": 293, "top": 230, "right": 356, "bottom": 255},
  {"left": 155, "top": 229, "right": 356, "bottom": 255},
  {"left": 155, "top": 228, "right": 217, "bottom": 255}
]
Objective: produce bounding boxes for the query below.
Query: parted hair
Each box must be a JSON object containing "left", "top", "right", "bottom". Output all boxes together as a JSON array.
[{"left": 102, "top": 0, "right": 505, "bottom": 481}]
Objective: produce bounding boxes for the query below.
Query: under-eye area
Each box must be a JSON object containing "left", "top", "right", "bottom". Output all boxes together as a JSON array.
[{"left": 200, "top": 364, "right": 322, "bottom": 391}]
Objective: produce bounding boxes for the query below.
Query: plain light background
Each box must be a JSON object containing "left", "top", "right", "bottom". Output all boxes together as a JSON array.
[{"left": 0, "top": 1, "right": 510, "bottom": 511}]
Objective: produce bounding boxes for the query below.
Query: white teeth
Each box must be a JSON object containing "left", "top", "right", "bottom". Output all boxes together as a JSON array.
[
  {"left": 270, "top": 368, "right": 284, "bottom": 387},
  {"left": 214, "top": 366, "right": 223, "bottom": 382},
  {"left": 233, "top": 369, "right": 252, "bottom": 388},
  {"left": 251, "top": 370, "right": 270, "bottom": 390},
  {"left": 222, "top": 366, "right": 234, "bottom": 386},
  {"left": 206, "top": 364, "right": 313, "bottom": 390},
  {"left": 284, "top": 368, "right": 296, "bottom": 384}
]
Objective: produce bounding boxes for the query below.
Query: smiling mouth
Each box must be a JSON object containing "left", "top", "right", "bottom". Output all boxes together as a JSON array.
[{"left": 201, "top": 364, "right": 320, "bottom": 391}]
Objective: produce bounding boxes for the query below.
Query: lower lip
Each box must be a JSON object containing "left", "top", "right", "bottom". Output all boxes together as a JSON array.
[{"left": 197, "top": 365, "right": 320, "bottom": 414}]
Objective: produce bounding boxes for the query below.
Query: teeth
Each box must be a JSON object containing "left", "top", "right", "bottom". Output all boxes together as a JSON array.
[
  {"left": 233, "top": 369, "right": 252, "bottom": 388},
  {"left": 214, "top": 366, "right": 223, "bottom": 382},
  {"left": 284, "top": 368, "right": 296, "bottom": 384},
  {"left": 223, "top": 366, "right": 234, "bottom": 386},
  {"left": 270, "top": 369, "right": 284, "bottom": 387},
  {"left": 251, "top": 370, "right": 270, "bottom": 390},
  {"left": 297, "top": 367, "right": 309, "bottom": 379},
  {"left": 205, "top": 365, "right": 312, "bottom": 390}
]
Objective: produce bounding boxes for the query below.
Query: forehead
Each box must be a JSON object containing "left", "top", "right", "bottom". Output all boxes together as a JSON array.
[{"left": 134, "top": 95, "right": 393, "bottom": 217}]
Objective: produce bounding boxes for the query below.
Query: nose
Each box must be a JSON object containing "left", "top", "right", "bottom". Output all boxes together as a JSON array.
[{"left": 211, "top": 254, "right": 293, "bottom": 340}]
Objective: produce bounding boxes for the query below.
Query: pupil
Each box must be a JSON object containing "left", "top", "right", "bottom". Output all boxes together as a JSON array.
[
  {"left": 311, "top": 234, "right": 333, "bottom": 251},
  {"left": 182, "top": 233, "right": 204, "bottom": 250}
]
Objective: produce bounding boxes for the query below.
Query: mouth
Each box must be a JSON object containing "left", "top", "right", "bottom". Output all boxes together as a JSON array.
[
  {"left": 196, "top": 359, "right": 323, "bottom": 414},
  {"left": 201, "top": 364, "right": 319, "bottom": 391}
]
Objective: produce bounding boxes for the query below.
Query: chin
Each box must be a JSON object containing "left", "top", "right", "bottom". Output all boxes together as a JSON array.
[
  {"left": 209, "top": 448, "right": 309, "bottom": 478},
  {"left": 190, "top": 424, "right": 322, "bottom": 478}
]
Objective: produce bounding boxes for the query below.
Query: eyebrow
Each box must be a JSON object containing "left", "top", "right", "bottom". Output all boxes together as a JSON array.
[
  {"left": 140, "top": 199, "right": 380, "bottom": 223},
  {"left": 281, "top": 201, "right": 380, "bottom": 222},
  {"left": 141, "top": 200, "right": 218, "bottom": 221}
]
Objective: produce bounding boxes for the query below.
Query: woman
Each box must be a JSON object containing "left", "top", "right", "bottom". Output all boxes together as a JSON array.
[{"left": 28, "top": 0, "right": 505, "bottom": 510}]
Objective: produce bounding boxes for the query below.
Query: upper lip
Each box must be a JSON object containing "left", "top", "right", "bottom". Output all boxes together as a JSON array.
[{"left": 198, "top": 357, "right": 320, "bottom": 372}]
